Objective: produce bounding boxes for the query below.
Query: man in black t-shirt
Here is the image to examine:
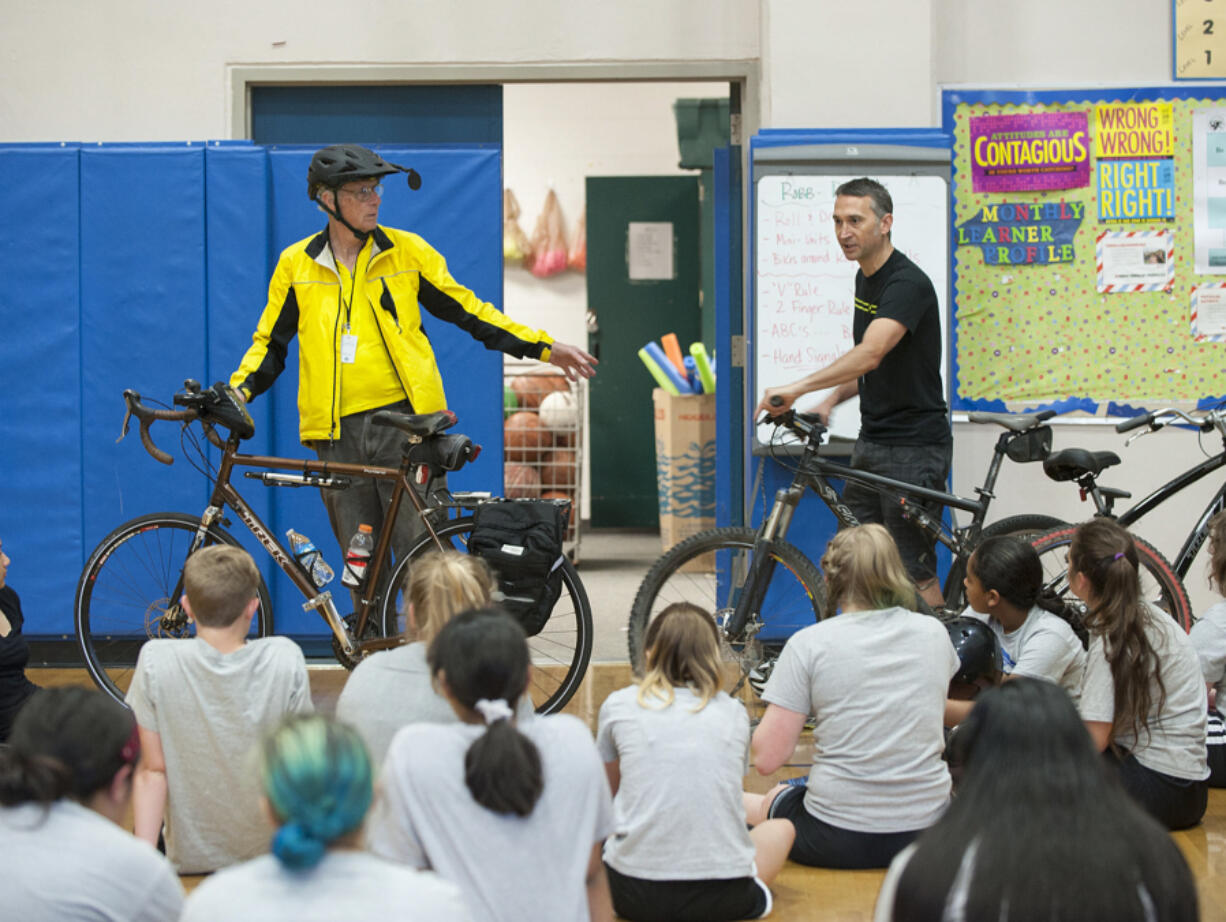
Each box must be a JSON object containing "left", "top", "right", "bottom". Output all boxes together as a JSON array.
[{"left": 758, "top": 178, "right": 951, "bottom": 606}]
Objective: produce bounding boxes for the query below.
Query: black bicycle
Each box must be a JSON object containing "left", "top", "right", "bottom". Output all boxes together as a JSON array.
[
  {"left": 1022, "top": 406, "right": 1226, "bottom": 632},
  {"left": 627, "top": 408, "right": 1065, "bottom": 681}
]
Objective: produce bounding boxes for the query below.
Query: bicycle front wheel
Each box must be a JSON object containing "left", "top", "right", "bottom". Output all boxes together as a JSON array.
[
  {"left": 74, "top": 513, "right": 273, "bottom": 704},
  {"left": 1029, "top": 523, "right": 1194, "bottom": 632},
  {"left": 942, "top": 513, "right": 1067, "bottom": 611},
  {"left": 387, "top": 517, "right": 593, "bottom": 715},
  {"left": 627, "top": 527, "right": 826, "bottom": 678}
]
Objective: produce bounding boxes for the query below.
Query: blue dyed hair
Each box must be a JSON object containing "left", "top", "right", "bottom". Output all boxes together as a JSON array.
[{"left": 260, "top": 715, "right": 373, "bottom": 870}]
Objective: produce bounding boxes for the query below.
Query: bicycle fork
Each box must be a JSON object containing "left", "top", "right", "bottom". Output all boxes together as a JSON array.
[{"left": 724, "top": 485, "right": 805, "bottom": 639}]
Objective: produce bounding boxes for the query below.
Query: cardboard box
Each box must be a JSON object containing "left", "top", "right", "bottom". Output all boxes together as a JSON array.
[{"left": 653, "top": 389, "right": 716, "bottom": 569}]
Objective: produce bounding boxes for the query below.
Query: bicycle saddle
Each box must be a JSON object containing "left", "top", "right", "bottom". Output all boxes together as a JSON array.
[
  {"left": 1042, "top": 447, "right": 1121, "bottom": 482},
  {"left": 967, "top": 410, "right": 1045, "bottom": 431},
  {"left": 371, "top": 409, "right": 457, "bottom": 437}
]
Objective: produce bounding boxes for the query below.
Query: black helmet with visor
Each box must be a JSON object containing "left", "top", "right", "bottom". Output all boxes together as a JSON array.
[{"left": 308, "top": 144, "right": 421, "bottom": 239}]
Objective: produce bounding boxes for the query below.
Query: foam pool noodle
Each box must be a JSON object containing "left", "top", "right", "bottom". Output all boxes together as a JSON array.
[
  {"left": 638, "top": 347, "right": 679, "bottom": 395},
  {"left": 689, "top": 342, "right": 716, "bottom": 394}
]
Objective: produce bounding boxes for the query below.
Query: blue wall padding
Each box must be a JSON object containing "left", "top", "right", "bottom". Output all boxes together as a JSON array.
[
  {"left": 79, "top": 145, "right": 210, "bottom": 582},
  {"left": 0, "top": 142, "right": 505, "bottom": 637},
  {"left": 204, "top": 143, "right": 280, "bottom": 619},
  {"left": 0, "top": 145, "right": 84, "bottom": 636}
]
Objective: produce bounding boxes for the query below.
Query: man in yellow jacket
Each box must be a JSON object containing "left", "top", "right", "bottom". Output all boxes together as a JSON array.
[{"left": 231, "top": 144, "right": 595, "bottom": 581}]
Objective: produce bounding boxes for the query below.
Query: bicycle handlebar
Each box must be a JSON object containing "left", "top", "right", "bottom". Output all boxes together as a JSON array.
[
  {"left": 1115, "top": 407, "right": 1221, "bottom": 438},
  {"left": 120, "top": 389, "right": 196, "bottom": 465}
]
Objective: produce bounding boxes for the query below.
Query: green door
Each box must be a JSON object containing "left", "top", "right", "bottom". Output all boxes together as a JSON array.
[{"left": 586, "top": 176, "right": 701, "bottom": 527}]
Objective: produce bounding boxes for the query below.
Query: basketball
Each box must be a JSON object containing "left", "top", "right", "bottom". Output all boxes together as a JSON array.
[
  {"left": 539, "top": 448, "right": 577, "bottom": 490},
  {"left": 504, "top": 411, "right": 551, "bottom": 462},
  {"left": 542, "top": 489, "right": 576, "bottom": 528},
  {"left": 505, "top": 463, "right": 541, "bottom": 499},
  {"left": 509, "top": 373, "right": 566, "bottom": 409}
]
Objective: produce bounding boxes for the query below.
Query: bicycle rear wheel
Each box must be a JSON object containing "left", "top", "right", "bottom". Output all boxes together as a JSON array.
[
  {"left": 1029, "top": 523, "right": 1194, "bottom": 632},
  {"left": 627, "top": 527, "right": 826, "bottom": 682},
  {"left": 942, "top": 513, "right": 1067, "bottom": 611},
  {"left": 74, "top": 512, "right": 273, "bottom": 704},
  {"left": 387, "top": 517, "right": 593, "bottom": 715}
]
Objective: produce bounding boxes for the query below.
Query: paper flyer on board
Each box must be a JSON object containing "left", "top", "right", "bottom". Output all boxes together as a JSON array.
[
  {"left": 1096, "top": 230, "right": 1174, "bottom": 293},
  {"left": 1193, "top": 108, "right": 1226, "bottom": 274},
  {"left": 1192, "top": 283, "right": 1226, "bottom": 341}
]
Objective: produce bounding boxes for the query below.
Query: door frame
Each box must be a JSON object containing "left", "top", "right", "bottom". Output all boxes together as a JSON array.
[{"left": 231, "top": 62, "right": 758, "bottom": 526}]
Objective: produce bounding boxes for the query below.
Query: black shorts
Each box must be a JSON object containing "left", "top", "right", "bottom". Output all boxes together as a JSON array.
[
  {"left": 767, "top": 785, "right": 921, "bottom": 870},
  {"left": 842, "top": 438, "right": 952, "bottom": 583},
  {"left": 1104, "top": 748, "right": 1209, "bottom": 830},
  {"left": 605, "top": 863, "right": 770, "bottom": 922}
]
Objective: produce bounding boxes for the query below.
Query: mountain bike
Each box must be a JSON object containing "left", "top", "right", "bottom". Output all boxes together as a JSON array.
[
  {"left": 627, "top": 408, "right": 1065, "bottom": 682},
  {"left": 74, "top": 381, "right": 592, "bottom": 713},
  {"left": 1023, "top": 406, "right": 1226, "bottom": 632}
]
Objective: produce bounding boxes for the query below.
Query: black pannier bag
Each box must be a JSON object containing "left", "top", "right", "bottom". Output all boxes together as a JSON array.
[{"left": 468, "top": 500, "right": 567, "bottom": 636}]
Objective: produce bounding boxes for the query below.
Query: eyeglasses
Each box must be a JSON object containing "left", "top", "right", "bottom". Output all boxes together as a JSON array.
[{"left": 339, "top": 183, "right": 383, "bottom": 203}]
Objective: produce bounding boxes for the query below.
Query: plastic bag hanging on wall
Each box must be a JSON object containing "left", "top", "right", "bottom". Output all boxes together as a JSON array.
[
  {"left": 503, "top": 188, "right": 534, "bottom": 266},
  {"left": 529, "top": 188, "right": 568, "bottom": 278},
  {"left": 568, "top": 209, "right": 586, "bottom": 273}
]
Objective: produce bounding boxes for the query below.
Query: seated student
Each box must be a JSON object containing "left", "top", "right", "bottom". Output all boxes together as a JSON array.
[
  {"left": 127, "top": 544, "right": 314, "bottom": 872},
  {"left": 0, "top": 686, "right": 184, "bottom": 921},
  {"left": 337, "top": 551, "right": 528, "bottom": 765},
  {"left": 1071, "top": 519, "right": 1209, "bottom": 830},
  {"left": 744, "top": 524, "right": 959, "bottom": 870},
  {"left": 597, "top": 602, "right": 794, "bottom": 922},
  {"left": 874, "top": 679, "right": 1197, "bottom": 922},
  {"left": 182, "top": 714, "right": 470, "bottom": 921},
  {"left": 1189, "top": 510, "right": 1226, "bottom": 786},
  {"left": 0, "top": 535, "right": 39, "bottom": 742},
  {"left": 367, "top": 608, "right": 615, "bottom": 922},
  {"left": 944, "top": 535, "right": 1085, "bottom": 727}
]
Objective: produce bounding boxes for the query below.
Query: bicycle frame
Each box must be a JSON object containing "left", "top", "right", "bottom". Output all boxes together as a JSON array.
[
  {"left": 1110, "top": 450, "right": 1226, "bottom": 581},
  {"left": 191, "top": 434, "right": 448, "bottom": 657}
]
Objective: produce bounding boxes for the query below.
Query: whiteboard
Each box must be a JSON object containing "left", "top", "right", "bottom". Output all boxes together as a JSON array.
[{"left": 754, "top": 173, "right": 949, "bottom": 441}]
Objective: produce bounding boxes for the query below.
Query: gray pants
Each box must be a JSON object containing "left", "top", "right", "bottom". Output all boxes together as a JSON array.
[
  {"left": 841, "top": 438, "right": 952, "bottom": 583},
  {"left": 313, "top": 401, "right": 448, "bottom": 610}
]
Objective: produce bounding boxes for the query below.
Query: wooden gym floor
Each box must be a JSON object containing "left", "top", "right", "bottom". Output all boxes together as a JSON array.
[{"left": 31, "top": 663, "right": 1226, "bottom": 920}]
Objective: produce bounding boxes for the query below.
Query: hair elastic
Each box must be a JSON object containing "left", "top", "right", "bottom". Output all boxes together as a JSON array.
[
  {"left": 119, "top": 723, "right": 141, "bottom": 765},
  {"left": 1113, "top": 552, "right": 1125, "bottom": 561},
  {"left": 474, "top": 698, "right": 513, "bottom": 725}
]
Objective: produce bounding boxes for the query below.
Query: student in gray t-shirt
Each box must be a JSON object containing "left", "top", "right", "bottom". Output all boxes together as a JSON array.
[
  {"left": 127, "top": 544, "right": 313, "bottom": 873},
  {"left": 367, "top": 608, "right": 615, "bottom": 922},
  {"left": 1188, "top": 510, "right": 1226, "bottom": 786},
  {"left": 183, "top": 714, "right": 469, "bottom": 922},
  {"left": 1069, "top": 519, "right": 1209, "bottom": 830},
  {"left": 0, "top": 686, "right": 184, "bottom": 922},
  {"left": 744, "top": 525, "right": 960, "bottom": 870},
  {"left": 338, "top": 551, "right": 527, "bottom": 766},
  {"left": 946, "top": 536, "right": 1086, "bottom": 727},
  {"left": 596, "top": 603, "right": 794, "bottom": 921}
]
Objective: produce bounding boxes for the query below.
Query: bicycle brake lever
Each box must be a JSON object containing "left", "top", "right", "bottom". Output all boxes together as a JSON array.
[{"left": 118, "top": 403, "right": 133, "bottom": 443}]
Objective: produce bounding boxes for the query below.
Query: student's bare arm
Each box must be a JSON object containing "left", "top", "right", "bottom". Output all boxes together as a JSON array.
[
  {"left": 132, "top": 726, "right": 168, "bottom": 846},
  {"left": 752, "top": 704, "right": 809, "bottom": 775}
]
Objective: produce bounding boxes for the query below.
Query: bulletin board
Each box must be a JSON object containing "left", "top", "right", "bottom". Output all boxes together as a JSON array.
[{"left": 943, "top": 87, "right": 1226, "bottom": 414}]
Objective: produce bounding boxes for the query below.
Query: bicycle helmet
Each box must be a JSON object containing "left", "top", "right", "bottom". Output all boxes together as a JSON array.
[
  {"left": 307, "top": 144, "right": 402, "bottom": 200},
  {"left": 945, "top": 617, "right": 1003, "bottom": 686},
  {"left": 307, "top": 144, "right": 422, "bottom": 241}
]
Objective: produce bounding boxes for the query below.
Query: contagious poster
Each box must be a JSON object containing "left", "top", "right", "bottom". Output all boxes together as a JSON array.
[
  {"left": 948, "top": 91, "right": 1222, "bottom": 409},
  {"left": 969, "top": 112, "right": 1091, "bottom": 193}
]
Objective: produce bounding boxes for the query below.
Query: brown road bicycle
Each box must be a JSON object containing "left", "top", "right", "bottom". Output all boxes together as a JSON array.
[{"left": 73, "top": 380, "right": 592, "bottom": 714}]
